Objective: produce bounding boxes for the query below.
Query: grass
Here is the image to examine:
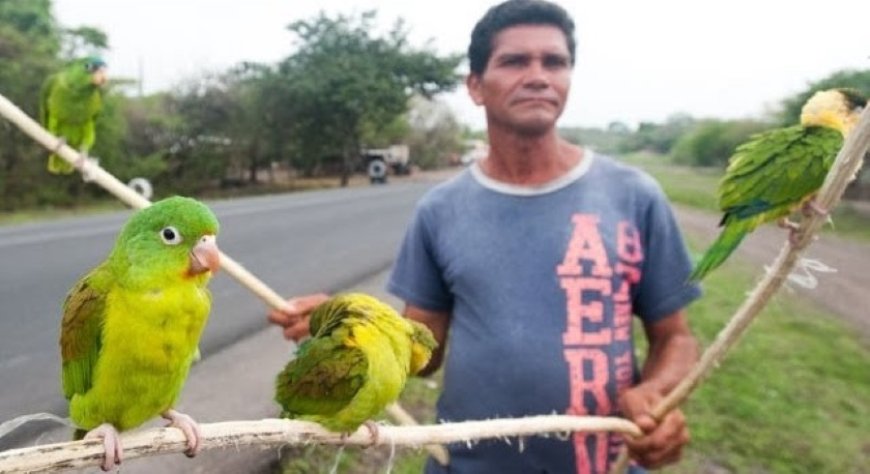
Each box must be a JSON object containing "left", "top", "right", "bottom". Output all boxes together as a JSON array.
[
  {"left": 669, "top": 263, "right": 870, "bottom": 473},
  {"left": 618, "top": 151, "right": 870, "bottom": 243}
]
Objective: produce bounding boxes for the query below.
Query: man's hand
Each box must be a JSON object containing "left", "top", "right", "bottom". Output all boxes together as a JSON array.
[
  {"left": 618, "top": 383, "right": 689, "bottom": 469},
  {"left": 267, "top": 293, "right": 330, "bottom": 341}
]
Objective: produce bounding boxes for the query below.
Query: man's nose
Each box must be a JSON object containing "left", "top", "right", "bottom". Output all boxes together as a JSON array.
[{"left": 523, "top": 61, "right": 550, "bottom": 88}]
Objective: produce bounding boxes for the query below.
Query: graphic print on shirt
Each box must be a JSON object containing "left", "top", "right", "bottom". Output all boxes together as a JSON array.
[{"left": 557, "top": 214, "right": 644, "bottom": 473}]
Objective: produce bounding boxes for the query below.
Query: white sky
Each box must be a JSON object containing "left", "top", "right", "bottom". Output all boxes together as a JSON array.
[{"left": 53, "top": 0, "right": 870, "bottom": 129}]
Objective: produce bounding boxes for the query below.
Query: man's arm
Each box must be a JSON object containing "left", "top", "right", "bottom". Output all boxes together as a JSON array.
[
  {"left": 618, "top": 309, "right": 698, "bottom": 469},
  {"left": 403, "top": 303, "right": 450, "bottom": 376}
]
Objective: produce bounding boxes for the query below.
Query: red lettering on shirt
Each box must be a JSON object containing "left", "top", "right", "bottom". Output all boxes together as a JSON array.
[
  {"left": 561, "top": 277, "right": 613, "bottom": 346},
  {"left": 564, "top": 348, "right": 611, "bottom": 474},
  {"left": 557, "top": 214, "right": 613, "bottom": 278},
  {"left": 616, "top": 221, "right": 643, "bottom": 264}
]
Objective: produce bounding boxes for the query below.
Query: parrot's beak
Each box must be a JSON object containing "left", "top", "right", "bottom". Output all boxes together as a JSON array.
[
  {"left": 91, "top": 68, "right": 108, "bottom": 87},
  {"left": 189, "top": 234, "right": 220, "bottom": 275}
]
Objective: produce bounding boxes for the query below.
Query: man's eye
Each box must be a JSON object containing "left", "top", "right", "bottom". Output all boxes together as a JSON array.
[
  {"left": 544, "top": 56, "right": 569, "bottom": 68},
  {"left": 500, "top": 56, "right": 527, "bottom": 67}
]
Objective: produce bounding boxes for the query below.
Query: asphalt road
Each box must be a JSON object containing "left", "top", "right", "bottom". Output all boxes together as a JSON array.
[{"left": 0, "top": 178, "right": 440, "bottom": 445}]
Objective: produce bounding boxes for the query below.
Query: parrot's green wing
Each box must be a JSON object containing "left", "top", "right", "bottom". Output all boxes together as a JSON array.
[
  {"left": 718, "top": 125, "right": 841, "bottom": 223},
  {"left": 39, "top": 73, "right": 57, "bottom": 129},
  {"left": 275, "top": 335, "right": 368, "bottom": 419},
  {"left": 60, "top": 268, "right": 107, "bottom": 399}
]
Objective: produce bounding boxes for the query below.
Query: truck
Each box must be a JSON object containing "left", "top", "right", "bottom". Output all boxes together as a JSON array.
[{"left": 361, "top": 144, "right": 410, "bottom": 184}]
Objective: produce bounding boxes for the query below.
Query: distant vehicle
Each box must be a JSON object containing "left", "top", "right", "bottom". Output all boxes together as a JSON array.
[{"left": 361, "top": 145, "right": 411, "bottom": 184}]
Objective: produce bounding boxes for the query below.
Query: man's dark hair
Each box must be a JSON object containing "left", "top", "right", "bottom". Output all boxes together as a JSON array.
[{"left": 468, "top": 0, "right": 576, "bottom": 76}]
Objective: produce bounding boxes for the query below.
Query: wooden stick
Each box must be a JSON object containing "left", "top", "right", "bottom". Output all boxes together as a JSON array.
[
  {"left": 0, "top": 416, "right": 641, "bottom": 473},
  {"left": 609, "top": 105, "right": 870, "bottom": 473},
  {"left": 0, "top": 92, "right": 447, "bottom": 464}
]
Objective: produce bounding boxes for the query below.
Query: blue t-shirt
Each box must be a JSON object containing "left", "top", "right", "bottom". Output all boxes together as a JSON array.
[{"left": 388, "top": 152, "right": 701, "bottom": 474}]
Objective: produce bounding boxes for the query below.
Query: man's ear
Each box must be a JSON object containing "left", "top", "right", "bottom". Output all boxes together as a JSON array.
[{"left": 467, "top": 73, "right": 484, "bottom": 106}]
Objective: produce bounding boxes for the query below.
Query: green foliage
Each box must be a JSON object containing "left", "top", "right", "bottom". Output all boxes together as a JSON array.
[
  {"left": 406, "top": 95, "right": 464, "bottom": 169},
  {"left": 670, "top": 119, "right": 769, "bottom": 167},
  {"left": 277, "top": 11, "right": 462, "bottom": 184},
  {"left": 0, "top": 0, "right": 62, "bottom": 209},
  {"left": 671, "top": 259, "right": 870, "bottom": 473},
  {"left": 619, "top": 113, "right": 696, "bottom": 154}
]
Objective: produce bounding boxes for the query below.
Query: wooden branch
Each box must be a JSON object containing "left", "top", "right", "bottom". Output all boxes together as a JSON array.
[
  {"left": 0, "top": 416, "right": 641, "bottom": 473},
  {"left": 610, "top": 105, "right": 870, "bottom": 474},
  {"left": 0, "top": 92, "right": 447, "bottom": 463}
]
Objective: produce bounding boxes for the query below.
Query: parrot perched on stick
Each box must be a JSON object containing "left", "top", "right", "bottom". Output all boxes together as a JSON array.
[
  {"left": 689, "top": 88, "right": 866, "bottom": 281},
  {"left": 275, "top": 293, "right": 437, "bottom": 443},
  {"left": 40, "top": 56, "right": 107, "bottom": 174},
  {"left": 60, "top": 196, "right": 220, "bottom": 471}
]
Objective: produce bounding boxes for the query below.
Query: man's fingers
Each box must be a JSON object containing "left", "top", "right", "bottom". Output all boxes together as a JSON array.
[{"left": 284, "top": 320, "right": 310, "bottom": 341}]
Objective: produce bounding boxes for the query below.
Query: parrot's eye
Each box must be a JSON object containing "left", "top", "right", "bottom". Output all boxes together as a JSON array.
[{"left": 160, "top": 226, "right": 183, "bottom": 245}]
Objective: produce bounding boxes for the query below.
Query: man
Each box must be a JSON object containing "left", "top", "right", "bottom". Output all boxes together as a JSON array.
[{"left": 271, "top": 1, "right": 701, "bottom": 472}]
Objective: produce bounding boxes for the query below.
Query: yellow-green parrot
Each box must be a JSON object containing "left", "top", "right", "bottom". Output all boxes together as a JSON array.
[
  {"left": 689, "top": 88, "right": 866, "bottom": 281},
  {"left": 40, "top": 56, "right": 107, "bottom": 174},
  {"left": 60, "top": 196, "right": 220, "bottom": 471},
  {"left": 275, "top": 293, "right": 437, "bottom": 442}
]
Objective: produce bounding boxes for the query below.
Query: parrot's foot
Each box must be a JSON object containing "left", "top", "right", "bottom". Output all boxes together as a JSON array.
[
  {"left": 362, "top": 420, "right": 380, "bottom": 447},
  {"left": 777, "top": 218, "right": 800, "bottom": 231},
  {"left": 162, "top": 409, "right": 202, "bottom": 458},
  {"left": 801, "top": 199, "right": 829, "bottom": 218},
  {"left": 778, "top": 218, "right": 804, "bottom": 246},
  {"left": 83, "top": 423, "right": 123, "bottom": 471}
]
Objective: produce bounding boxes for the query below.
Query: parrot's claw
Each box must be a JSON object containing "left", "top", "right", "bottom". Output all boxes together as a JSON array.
[
  {"left": 777, "top": 218, "right": 800, "bottom": 231},
  {"left": 162, "top": 409, "right": 202, "bottom": 458},
  {"left": 802, "top": 200, "right": 829, "bottom": 218},
  {"left": 83, "top": 423, "right": 123, "bottom": 471},
  {"left": 363, "top": 420, "right": 380, "bottom": 447}
]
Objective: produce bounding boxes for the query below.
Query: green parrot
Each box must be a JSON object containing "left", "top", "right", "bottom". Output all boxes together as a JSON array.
[
  {"left": 40, "top": 56, "right": 107, "bottom": 174},
  {"left": 275, "top": 293, "right": 437, "bottom": 442},
  {"left": 60, "top": 196, "right": 220, "bottom": 471},
  {"left": 689, "top": 88, "right": 866, "bottom": 281}
]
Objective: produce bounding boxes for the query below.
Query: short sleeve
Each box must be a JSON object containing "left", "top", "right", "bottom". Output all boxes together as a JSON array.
[
  {"left": 387, "top": 203, "right": 453, "bottom": 312},
  {"left": 633, "top": 185, "right": 702, "bottom": 322}
]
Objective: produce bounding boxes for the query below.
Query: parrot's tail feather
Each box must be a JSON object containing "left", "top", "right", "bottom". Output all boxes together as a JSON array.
[
  {"left": 47, "top": 154, "right": 75, "bottom": 174},
  {"left": 689, "top": 222, "right": 751, "bottom": 282},
  {"left": 0, "top": 412, "right": 76, "bottom": 441}
]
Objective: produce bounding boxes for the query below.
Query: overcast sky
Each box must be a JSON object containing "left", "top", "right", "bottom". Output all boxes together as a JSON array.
[{"left": 53, "top": 0, "right": 870, "bottom": 129}]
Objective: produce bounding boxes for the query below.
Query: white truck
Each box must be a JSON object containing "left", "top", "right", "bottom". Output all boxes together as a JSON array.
[{"left": 361, "top": 144, "right": 410, "bottom": 184}]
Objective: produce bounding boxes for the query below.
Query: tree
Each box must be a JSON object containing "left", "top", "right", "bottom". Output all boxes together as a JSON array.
[
  {"left": 670, "top": 119, "right": 769, "bottom": 168},
  {"left": 278, "top": 11, "right": 462, "bottom": 185},
  {"left": 406, "top": 95, "right": 464, "bottom": 169},
  {"left": 0, "top": 0, "right": 62, "bottom": 209}
]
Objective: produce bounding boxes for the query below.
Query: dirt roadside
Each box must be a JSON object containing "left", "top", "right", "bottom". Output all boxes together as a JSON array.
[{"left": 675, "top": 205, "right": 870, "bottom": 345}]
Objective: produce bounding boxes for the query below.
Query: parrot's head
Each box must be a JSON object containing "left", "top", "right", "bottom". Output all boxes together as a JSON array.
[
  {"left": 111, "top": 196, "right": 220, "bottom": 287},
  {"left": 800, "top": 88, "right": 866, "bottom": 136},
  {"left": 70, "top": 56, "right": 108, "bottom": 88},
  {"left": 407, "top": 320, "right": 437, "bottom": 375}
]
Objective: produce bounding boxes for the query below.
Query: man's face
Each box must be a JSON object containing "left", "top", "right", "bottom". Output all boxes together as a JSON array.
[{"left": 467, "top": 24, "right": 572, "bottom": 135}]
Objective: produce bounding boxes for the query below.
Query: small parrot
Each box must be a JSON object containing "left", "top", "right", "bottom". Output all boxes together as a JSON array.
[
  {"left": 689, "top": 88, "right": 866, "bottom": 281},
  {"left": 40, "top": 56, "right": 108, "bottom": 174},
  {"left": 60, "top": 196, "right": 220, "bottom": 471},
  {"left": 275, "top": 293, "right": 437, "bottom": 443}
]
